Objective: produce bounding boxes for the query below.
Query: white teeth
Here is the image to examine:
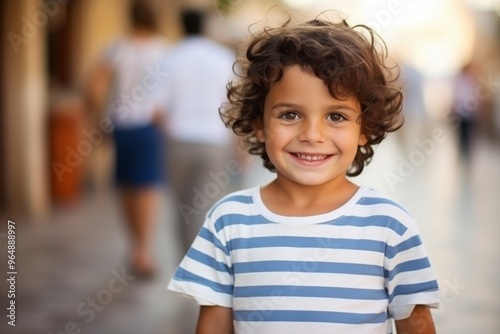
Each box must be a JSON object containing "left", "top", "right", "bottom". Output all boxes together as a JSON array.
[{"left": 296, "top": 154, "right": 327, "bottom": 161}]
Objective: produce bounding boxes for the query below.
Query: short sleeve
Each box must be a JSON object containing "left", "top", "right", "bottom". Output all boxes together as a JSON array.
[
  {"left": 385, "top": 217, "right": 440, "bottom": 320},
  {"left": 167, "top": 213, "right": 234, "bottom": 308}
]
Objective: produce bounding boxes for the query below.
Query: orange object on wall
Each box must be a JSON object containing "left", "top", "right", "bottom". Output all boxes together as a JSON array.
[{"left": 49, "top": 99, "right": 85, "bottom": 203}]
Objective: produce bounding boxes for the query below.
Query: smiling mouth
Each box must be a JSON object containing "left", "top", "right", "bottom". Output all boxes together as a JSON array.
[{"left": 294, "top": 153, "right": 330, "bottom": 161}]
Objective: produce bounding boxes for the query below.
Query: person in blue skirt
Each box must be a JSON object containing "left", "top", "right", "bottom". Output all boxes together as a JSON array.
[{"left": 87, "top": 1, "right": 170, "bottom": 277}]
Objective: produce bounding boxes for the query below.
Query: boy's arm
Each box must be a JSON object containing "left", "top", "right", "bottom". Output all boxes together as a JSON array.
[
  {"left": 196, "top": 306, "right": 234, "bottom": 334},
  {"left": 394, "top": 305, "right": 436, "bottom": 334}
]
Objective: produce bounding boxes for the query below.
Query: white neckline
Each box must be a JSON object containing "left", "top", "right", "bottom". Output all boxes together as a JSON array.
[{"left": 251, "top": 185, "right": 368, "bottom": 225}]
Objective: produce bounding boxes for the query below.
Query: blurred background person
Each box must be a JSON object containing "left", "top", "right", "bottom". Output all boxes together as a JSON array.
[
  {"left": 158, "top": 8, "right": 238, "bottom": 252},
  {"left": 450, "top": 62, "right": 480, "bottom": 161},
  {"left": 397, "top": 62, "right": 430, "bottom": 150},
  {"left": 86, "top": 0, "right": 170, "bottom": 277}
]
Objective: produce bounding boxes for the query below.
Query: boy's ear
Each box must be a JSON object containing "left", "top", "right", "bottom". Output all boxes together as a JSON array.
[
  {"left": 253, "top": 120, "right": 265, "bottom": 143},
  {"left": 358, "top": 133, "right": 368, "bottom": 146}
]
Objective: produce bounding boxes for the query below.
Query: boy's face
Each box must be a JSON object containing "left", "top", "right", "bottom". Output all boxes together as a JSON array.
[{"left": 254, "top": 65, "right": 367, "bottom": 188}]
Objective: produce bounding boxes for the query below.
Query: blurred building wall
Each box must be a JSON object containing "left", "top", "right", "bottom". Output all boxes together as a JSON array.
[
  {"left": 2, "top": 0, "right": 49, "bottom": 218},
  {"left": 0, "top": 2, "right": 5, "bottom": 214}
]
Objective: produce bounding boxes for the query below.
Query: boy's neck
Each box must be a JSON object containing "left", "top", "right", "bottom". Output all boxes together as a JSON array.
[{"left": 260, "top": 177, "right": 359, "bottom": 217}]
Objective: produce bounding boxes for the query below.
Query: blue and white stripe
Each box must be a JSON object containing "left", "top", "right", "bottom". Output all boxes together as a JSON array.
[{"left": 168, "top": 185, "right": 440, "bottom": 334}]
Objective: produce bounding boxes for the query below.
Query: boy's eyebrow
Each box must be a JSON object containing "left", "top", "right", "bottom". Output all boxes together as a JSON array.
[
  {"left": 270, "top": 102, "right": 359, "bottom": 113},
  {"left": 270, "top": 102, "right": 301, "bottom": 111}
]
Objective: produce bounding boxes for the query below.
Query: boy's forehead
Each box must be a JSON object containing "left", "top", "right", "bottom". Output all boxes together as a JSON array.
[
  {"left": 264, "top": 64, "right": 361, "bottom": 110},
  {"left": 267, "top": 64, "right": 361, "bottom": 102}
]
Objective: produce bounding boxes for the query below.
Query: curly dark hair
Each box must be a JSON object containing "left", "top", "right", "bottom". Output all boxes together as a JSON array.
[{"left": 220, "top": 16, "right": 403, "bottom": 176}]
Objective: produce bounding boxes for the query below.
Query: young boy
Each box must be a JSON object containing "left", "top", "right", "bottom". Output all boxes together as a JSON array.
[{"left": 168, "top": 16, "right": 440, "bottom": 334}]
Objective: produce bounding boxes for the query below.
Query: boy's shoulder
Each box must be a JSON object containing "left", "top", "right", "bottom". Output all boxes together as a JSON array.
[
  {"left": 207, "top": 187, "right": 259, "bottom": 219},
  {"left": 356, "top": 186, "right": 411, "bottom": 215},
  {"left": 355, "top": 186, "right": 417, "bottom": 236}
]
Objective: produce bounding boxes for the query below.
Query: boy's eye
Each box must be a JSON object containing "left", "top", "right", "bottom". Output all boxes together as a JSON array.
[
  {"left": 327, "top": 113, "right": 346, "bottom": 123},
  {"left": 278, "top": 112, "right": 299, "bottom": 121}
]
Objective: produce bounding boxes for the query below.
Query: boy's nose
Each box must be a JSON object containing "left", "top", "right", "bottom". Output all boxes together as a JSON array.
[{"left": 298, "top": 119, "right": 327, "bottom": 143}]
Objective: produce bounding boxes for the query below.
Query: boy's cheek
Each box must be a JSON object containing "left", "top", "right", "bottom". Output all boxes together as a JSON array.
[
  {"left": 261, "top": 126, "right": 287, "bottom": 143},
  {"left": 255, "top": 125, "right": 279, "bottom": 142}
]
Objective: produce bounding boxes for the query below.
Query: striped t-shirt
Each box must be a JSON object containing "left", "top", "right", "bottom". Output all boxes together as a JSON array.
[{"left": 168, "top": 185, "right": 440, "bottom": 334}]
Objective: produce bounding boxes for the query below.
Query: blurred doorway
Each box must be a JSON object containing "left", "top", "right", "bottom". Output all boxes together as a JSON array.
[
  {"left": 47, "top": 0, "right": 82, "bottom": 89},
  {"left": 46, "top": 0, "right": 87, "bottom": 203}
]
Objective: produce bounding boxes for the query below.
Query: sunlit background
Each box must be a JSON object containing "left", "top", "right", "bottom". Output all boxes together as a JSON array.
[{"left": 1, "top": 0, "right": 499, "bottom": 333}]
